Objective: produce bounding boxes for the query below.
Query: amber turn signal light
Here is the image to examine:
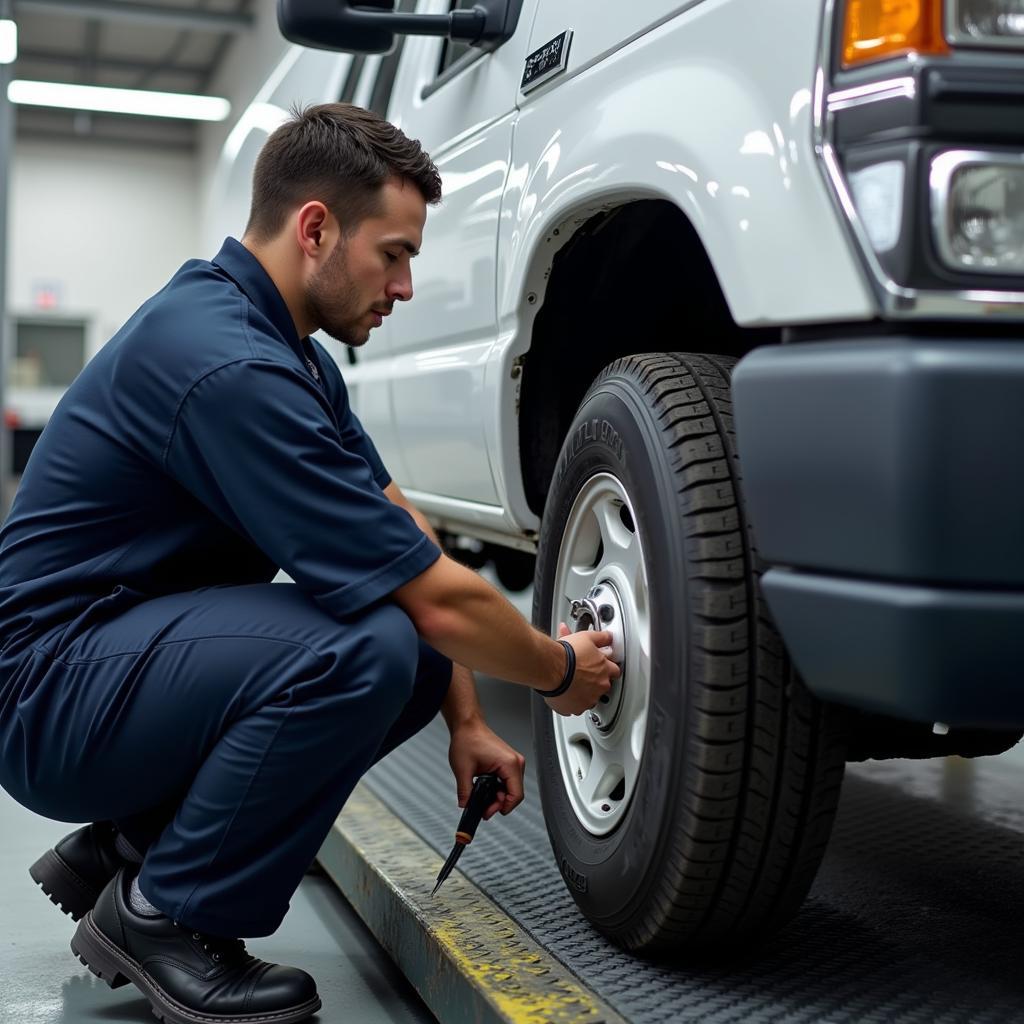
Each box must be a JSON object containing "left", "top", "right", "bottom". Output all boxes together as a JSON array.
[{"left": 842, "top": 0, "right": 950, "bottom": 67}]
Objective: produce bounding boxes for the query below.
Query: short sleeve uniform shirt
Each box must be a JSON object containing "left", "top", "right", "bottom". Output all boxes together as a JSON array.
[{"left": 0, "top": 238, "right": 440, "bottom": 659}]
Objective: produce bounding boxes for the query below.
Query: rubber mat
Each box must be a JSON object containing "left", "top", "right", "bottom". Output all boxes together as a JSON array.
[{"left": 364, "top": 717, "right": 1024, "bottom": 1023}]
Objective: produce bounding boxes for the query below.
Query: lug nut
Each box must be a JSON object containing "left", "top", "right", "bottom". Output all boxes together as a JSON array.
[
  {"left": 599, "top": 604, "right": 614, "bottom": 622},
  {"left": 601, "top": 804, "right": 611, "bottom": 812},
  {"left": 590, "top": 714, "right": 600, "bottom": 725}
]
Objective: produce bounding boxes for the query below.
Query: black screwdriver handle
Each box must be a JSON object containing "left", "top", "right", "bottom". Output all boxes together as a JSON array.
[{"left": 455, "top": 773, "right": 502, "bottom": 843}]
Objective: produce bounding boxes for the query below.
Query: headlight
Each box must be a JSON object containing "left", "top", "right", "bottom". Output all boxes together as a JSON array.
[
  {"left": 931, "top": 152, "right": 1024, "bottom": 274},
  {"left": 949, "top": 0, "right": 1024, "bottom": 46}
]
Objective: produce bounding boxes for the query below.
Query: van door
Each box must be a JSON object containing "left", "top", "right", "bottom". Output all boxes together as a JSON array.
[
  {"left": 329, "top": 26, "right": 418, "bottom": 488},
  {"left": 527, "top": 0, "right": 688, "bottom": 71},
  {"left": 372, "top": 0, "right": 536, "bottom": 505}
]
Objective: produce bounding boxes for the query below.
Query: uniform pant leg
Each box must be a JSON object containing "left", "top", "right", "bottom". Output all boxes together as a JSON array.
[
  {"left": 0, "top": 583, "right": 447, "bottom": 937},
  {"left": 371, "top": 637, "right": 452, "bottom": 765},
  {"left": 112, "top": 637, "right": 453, "bottom": 859}
]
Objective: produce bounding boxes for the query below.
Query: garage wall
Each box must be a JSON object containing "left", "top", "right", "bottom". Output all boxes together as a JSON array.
[
  {"left": 196, "top": 3, "right": 352, "bottom": 253},
  {"left": 5, "top": 6, "right": 348, "bottom": 383},
  {"left": 8, "top": 139, "right": 199, "bottom": 358},
  {"left": 196, "top": 0, "right": 291, "bottom": 252}
]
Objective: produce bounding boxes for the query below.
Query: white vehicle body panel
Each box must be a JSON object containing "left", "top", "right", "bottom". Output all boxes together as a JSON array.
[
  {"left": 222, "top": 0, "right": 881, "bottom": 541},
  {"left": 355, "top": 0, "right": 536, "bottom": 504},
  {"left": 393, "top": 0, "right": 873, "bottom": 535},
  {"left": 487, "top": 0, "right": 875, "bottom": 530},
  {"left": 335, "top": 53, "right": 418, "bottom": 487},
  {"left": 508, "top": 0, "right": 873, "bottom": 331}
]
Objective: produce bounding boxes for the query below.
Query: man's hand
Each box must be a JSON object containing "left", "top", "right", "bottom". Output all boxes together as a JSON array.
[
  {"left": 543, "top": 623, "right": 620, "bottom": 717},
  {"left": 448, "top": 719, "right": 526, "bottom": 821}
]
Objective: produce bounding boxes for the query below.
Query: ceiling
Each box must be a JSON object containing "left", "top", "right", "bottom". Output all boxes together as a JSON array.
[{"left": 10, "top": 0, "right": 257, "bottom": 151}]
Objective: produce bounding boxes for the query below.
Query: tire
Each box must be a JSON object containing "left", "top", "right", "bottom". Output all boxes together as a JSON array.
[{"left": 531, "top": 352, "right": 846, "bottom": 953}]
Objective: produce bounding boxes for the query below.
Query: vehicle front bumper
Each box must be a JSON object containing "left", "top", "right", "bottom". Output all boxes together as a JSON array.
[{"left": 732, "top": 337, "right": 1024, "bottom": 729}]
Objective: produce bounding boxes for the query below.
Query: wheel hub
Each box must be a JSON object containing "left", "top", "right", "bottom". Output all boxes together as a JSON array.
[
  {"left": 569, "top": 582, "right": 626, "bottom": 731},
  {"left": 549, "top": 472, "right": 652, "bottom": 837}
]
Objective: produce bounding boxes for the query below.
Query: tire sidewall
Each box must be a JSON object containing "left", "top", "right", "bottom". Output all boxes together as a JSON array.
[{"left": 532, "top": 373, "right": 694, "bottom": 929}]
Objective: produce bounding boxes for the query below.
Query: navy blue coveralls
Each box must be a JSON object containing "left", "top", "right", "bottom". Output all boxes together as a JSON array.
[{"left": 0, "top": 238, "right": 450, "bottom": 938}]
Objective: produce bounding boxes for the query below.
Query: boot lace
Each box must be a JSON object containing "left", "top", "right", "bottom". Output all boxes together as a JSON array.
[{"left": 180, "top": 925, "right": 248, "bottom": 966}]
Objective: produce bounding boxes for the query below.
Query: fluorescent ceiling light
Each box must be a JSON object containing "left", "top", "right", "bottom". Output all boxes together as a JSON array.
[
  {"left": 0, "top": 20, "right": 16, "bottom": 65},
  {"left": 7, "top": 80, "right": 231, "bottom": 121}
]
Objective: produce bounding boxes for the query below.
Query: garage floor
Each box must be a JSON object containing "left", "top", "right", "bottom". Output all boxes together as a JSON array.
[{"left": 1, "top": 787, "right": 436, "bottom": 1024}]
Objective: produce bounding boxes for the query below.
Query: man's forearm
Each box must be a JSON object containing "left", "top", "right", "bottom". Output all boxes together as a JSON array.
[
  {"left": 441, "top": 663, "right": 484, "bottom": 731},
  {"left": 384, "top": 482, "right": 565, "bottom": 692},
  {"left": 396, "top": 556, "right": 565, "bottom": 690}
]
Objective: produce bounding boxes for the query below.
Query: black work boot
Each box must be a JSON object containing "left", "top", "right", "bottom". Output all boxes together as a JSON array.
[
  {"left": 71, "top": 869, "right": 321, "bottom": 1024},
  {"left": 29, "top": 822, "right": 127, "bottom": 921}
]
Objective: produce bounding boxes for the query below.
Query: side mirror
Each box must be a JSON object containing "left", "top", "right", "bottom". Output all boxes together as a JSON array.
[{"left": 277, "top": 0, "right": 522, "bottom": 56}]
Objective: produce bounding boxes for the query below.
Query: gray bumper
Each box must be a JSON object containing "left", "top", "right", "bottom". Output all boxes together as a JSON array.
[{"left": 732, "top": 338, "right": 1024, "bottom": 728}]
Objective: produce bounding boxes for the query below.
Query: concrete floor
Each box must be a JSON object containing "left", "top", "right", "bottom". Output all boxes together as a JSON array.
[{"left": 0, "top": 788, "right": 436, "bottom": 1024}]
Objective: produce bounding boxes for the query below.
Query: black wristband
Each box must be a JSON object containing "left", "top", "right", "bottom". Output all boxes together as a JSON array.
[{"left": 537, "top": 639, "right": 575, "bottom": 698}]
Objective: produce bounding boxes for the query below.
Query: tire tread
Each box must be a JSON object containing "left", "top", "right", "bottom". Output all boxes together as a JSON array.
[{"left": 559, "top": 351, "right": 845, "bottom": 953}]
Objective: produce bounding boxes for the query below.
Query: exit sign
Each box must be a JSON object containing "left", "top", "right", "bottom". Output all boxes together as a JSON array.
[{"left": 32, "top": 280, "right": 63, "bottom": 310}]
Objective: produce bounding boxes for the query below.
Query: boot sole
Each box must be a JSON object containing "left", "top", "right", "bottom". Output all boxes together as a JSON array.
[
  {"left": 71, "top": 913, "right": 322, "bottom": 1024},
  {"left": 29, "top": 848, "right": 101, "bottom": 922}
]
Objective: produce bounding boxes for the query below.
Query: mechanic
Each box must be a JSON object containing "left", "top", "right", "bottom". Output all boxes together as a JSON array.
[{"left": 0, "top": 103, "right": 619, "bottom": 1024}]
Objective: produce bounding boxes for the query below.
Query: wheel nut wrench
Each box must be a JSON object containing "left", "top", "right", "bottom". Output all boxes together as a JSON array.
[{"left": 570, "top": 596, "right": 602, "bottom": 631}]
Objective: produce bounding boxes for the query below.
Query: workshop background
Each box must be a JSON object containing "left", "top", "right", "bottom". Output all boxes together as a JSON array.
[{"left": 0, "top": 0, "right": 298, "bottom": 509}]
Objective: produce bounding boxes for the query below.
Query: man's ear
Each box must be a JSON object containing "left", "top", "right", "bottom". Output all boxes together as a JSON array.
[{"left": 295, "top": 202, "right": 333, "bottom": 259}]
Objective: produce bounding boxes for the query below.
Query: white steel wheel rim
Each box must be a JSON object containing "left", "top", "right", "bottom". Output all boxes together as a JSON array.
[{"left": 549, "top": 472, "right": 652, "bottom": 837}]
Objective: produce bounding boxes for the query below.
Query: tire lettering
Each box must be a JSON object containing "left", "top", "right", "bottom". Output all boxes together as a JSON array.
[
  {"left": 599, "top": 419, "right": 624, "bottom": 463},
  {"left": 560, "top": 857, "right": 589, "bottom": 893},
  {"left": 559, "top": 417, "right": 626, "bottom": 474}
]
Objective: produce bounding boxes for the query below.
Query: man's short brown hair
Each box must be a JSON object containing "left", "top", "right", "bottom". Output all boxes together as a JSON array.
[{"left": 245, "top": 103, "right": 442, "bottom": 243}]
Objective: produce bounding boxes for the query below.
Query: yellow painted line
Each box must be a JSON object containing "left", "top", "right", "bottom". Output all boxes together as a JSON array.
[{"left": 318, "top": 783, "right": 626, "bottom": 1024}]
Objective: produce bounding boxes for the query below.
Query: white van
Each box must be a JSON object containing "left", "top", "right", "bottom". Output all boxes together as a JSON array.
[{"left": 227, "top": 0, "right": 1024, "bottom": 954}]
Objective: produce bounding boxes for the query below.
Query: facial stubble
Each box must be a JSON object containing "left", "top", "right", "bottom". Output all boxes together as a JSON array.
[{"left": 306, "top": 238, "right": 370, "bottom": 347}]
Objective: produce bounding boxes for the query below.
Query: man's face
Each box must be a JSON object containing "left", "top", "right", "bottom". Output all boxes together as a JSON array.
[{"left": 306, "top": 178, "right": 426, "bottom": 347}]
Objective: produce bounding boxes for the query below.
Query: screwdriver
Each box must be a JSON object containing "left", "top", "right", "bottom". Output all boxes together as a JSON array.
[{"left": 431, "top": 773, "right": 503, "bottom": 896}]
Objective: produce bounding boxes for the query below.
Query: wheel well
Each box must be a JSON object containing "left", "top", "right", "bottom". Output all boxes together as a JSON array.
[{"left": 518, "top": 198, "right": 781, "bottom": 517}]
